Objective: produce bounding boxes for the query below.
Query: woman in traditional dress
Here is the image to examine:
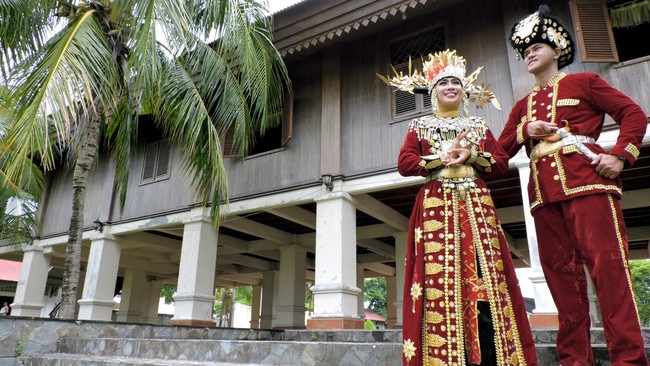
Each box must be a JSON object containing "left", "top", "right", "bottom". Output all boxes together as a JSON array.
[{"left": 381, "top": 50, "right": 538, "bottom": 366}]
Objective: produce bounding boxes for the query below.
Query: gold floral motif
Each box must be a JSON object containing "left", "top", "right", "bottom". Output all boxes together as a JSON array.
[
  {"left": 426, "top": 288, "right": 444, "bottom": 300},
  {"left": 403, "top": 339, "right": 417, "bottom": 362},
  {"left": 480, "top": 195, "right": 494, "bottom": 207},
  {"left": 411, "top": 283, "right": 423, "bottom": 303},
  {"left": 425, "top": 241, "right": 444, "bottom": 253},
  {"left": 485, "top": 216, "right": 497, "bottom": 228},
  {"left": 426, "top": 262, "right": 444, "bottom": 275},
  {"left": 495, "top": 259, "right": 504, "bottom": 271},
  {"left": 424, "top": 220, "right": 444, "bottom": 233},
  {"left": 499, "top": 282, "right": 508, "bottom": 294},
  {"left": 426, "top": 311, "right": 444, "bottom": 324},
  {"left": 490, "top": 237, "right": 500, "bottom": 249},
  {"left": 427, "top": 357, "right": 448, "bottom": 366},
  {"left": 426, "top": 333, "right": 447, "bottom": 348},
  {"left": 423, "top": 196, "right": 445, "bottom": 208}
]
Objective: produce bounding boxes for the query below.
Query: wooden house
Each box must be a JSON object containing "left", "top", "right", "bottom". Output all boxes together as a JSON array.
[{"left": 3, "top": 0, "right": 649, "bottom": 330}]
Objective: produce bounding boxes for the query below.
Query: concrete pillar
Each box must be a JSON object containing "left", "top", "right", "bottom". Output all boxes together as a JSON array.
[
  {"left": 250, "top": 285, "right": 262, "bottom": 329},
  {"left": 307, "top": 192, "right": 362, "bottom": 329},
  {"left": 78, "top": 233, "right": 122, "bottom": 321},
  {"left": 514, "top": 156, "right": 558, "bottom": 327},
  {"left": 385, "top": 276, "right": 397, "bottom": 328},
  {"left": 144, "top": 279, "right": 163, "bottom": 324},
  {"left": 586, "top": 269, "right": 603, "bottom": 326},
  {"left": 393, "top": 231, "right": 407, "bottom": 328},
  {"left": 274, "top": 245, "right": 307, "bottom": 329},
  {"left": 116, "top": 268, "right": 149, "bottom": 323},
  {"left": 259, "top": 271, "right": 275, "bottom": 329},
  {"left": 11, "top": 246, "right": 50, "bottom": 317},
  {"left": 357, "top": 266, "right": 365, "bottom": 322},
  {"left": 169, "top": 213, "right": 218, "bottom": 327}
]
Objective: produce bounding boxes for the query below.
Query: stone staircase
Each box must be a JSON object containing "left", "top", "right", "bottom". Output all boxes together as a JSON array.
[{"left": 1, "top": 318, "right": 649, "bottom": 365}]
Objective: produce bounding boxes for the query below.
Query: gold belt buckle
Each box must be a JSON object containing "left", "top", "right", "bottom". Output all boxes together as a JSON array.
[{"left": 530, "top": 140, "right": 562, "bottom": 160}]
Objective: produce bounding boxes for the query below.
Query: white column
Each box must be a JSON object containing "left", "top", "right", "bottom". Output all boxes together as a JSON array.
[
  {"left": 116, "top": 268, "right": 149, "bottom": 323},
  {"left": 170, "top": 213, "right": 218, "bottom": 326},
  {"left": 78, "top": 233, "right": 121, "bottom": 321},
  {"left": 11, "top": 246, "right": 50, "bottom": 317},
  {"left": 393, "top": 231, "right": 407, "bottom": 327},
  {"left": 586, "top": 270, "right": 602, "bottom": 325},
  {"left": 513, "top": 156, "right": 557, "bottom": 315},
  {"left": 274, "top": 245, "right": 307, "bottom": 329},
  {"left": 309, "top": 192, "right": 361, "bottom": 328},
  {"left": 260, "top": 271, "right": 275, "bottom": 328}
]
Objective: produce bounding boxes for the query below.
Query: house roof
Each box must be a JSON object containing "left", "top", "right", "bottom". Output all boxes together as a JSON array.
[
  {"left": 272, "top": 0, "right": 435, "bottom": 57},
  {"left": 0, "top": 259, "right": 21, "bottom": 282},
  {"left": 364, "top": 308, "right": 385, "bottom": 322}
]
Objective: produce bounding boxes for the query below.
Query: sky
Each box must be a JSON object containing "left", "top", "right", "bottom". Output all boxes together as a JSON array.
[{"left": 267, "top": 0, "right": 305, "bottom": 13}]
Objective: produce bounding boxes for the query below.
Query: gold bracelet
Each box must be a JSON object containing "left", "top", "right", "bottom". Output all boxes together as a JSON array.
[{"left": 466, "top": 149, "right": 478, "bottom": 164}]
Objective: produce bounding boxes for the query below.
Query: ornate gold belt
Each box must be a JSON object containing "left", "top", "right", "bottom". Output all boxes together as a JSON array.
[
  {"left": 530, "top": 134, "right": 595, "bottom": 160},
  {"left": 427, "top": 165, "right": 477, "bottom": 181}
]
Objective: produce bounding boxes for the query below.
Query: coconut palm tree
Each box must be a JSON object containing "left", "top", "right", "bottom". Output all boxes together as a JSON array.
[{"left": 0, "top": 0, "right": 289, "bottom": 320}]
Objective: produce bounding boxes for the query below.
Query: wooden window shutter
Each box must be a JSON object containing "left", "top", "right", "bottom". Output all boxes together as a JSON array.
[
  {"left": 222, "top": 127, "right": 238, "bottom": 158},
  {"left": 281, "top": 91, "right": 293, "bottom": 147},
  {"left": 142, "top": 143, "right": 158, "bottom": 181},
  {"left": 569, "top": 0, "right": 619, "bottom": 62},
  {"left": 393, "top": 64, "right": 418, "bottom": 117},
  {"left": 156, "top": 141, "right": 171, "bottom": 178}
]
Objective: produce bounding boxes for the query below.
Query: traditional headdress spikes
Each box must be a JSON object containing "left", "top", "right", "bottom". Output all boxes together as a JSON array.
[
  {"left": 509, "top": 5, "right": 575, "bottom": 69},
  {"left": 378, "top": 49, "right": 501, "bottom": 110}
]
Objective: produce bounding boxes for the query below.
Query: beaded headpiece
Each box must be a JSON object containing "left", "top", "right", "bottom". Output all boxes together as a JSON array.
[
  {"left": 378, "top": 49, "right": 501, "bottom": 110},
  {"left": 509, "top": 5, "right": 575, "bottom": 69}
]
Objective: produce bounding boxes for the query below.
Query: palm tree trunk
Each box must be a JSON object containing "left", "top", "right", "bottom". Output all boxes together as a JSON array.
[{"left": 58, "top": 108, "right": 102, "bottom": 320}]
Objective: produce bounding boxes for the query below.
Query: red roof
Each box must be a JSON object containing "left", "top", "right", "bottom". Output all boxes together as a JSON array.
[
  {"left": 0, "top": 259, "right": 22, "bottom": 282},
  {"left": 364, "top": 308, "right": 385, "bottom": 322}
]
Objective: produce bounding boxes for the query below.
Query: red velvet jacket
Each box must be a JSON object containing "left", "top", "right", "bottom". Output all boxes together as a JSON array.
[{"left": 498, "top": 72, "right": 647, "bottom": 212}]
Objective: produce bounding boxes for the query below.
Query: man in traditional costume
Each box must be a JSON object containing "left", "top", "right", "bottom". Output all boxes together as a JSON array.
[{"left": 499, "top": 5, "right": 649, "bottom": 365}]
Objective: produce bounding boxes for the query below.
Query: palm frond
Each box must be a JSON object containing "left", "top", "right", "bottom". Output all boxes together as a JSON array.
[
  {"left": 156, "top": 56, "right": 228, "bottom": 225},
  {"left": 1, "top": 9, "right": 118, "bottom": 188},
  {"left": 0, "top": 0, "right": 61, "bottom": 81}
]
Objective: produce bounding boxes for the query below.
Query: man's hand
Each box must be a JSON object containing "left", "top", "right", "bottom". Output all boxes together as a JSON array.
[
  {"left": 527, "top": 121, "right": 558, "bottom": 140},
  {"left": 592, "top": 154, "right": 625, "bottom": 179}
]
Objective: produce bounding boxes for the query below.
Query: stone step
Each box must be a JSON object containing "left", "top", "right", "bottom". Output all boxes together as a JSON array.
[
  {"left": 54, "top": 337, "right": 402, "bottom": 365},
  {"left": 5, "top": 318, "right": 650, "bottom": 366},
  {"left": 19, "top": 353, "right": 261, "bottom": 366}
]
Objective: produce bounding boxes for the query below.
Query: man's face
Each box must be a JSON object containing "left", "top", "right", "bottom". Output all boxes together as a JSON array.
[{"left": 523, "top": 43, "right": 559, "bottom": 74}]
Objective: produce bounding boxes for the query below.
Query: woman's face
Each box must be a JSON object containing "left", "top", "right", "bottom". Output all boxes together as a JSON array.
[{"left": 434, "top": 77, "right": 463, "bottom": 107}]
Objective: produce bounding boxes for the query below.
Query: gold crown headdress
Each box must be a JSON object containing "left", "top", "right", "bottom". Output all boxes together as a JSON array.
[{"left": 377, "top": 49, "right": 501, "bottom": 110}]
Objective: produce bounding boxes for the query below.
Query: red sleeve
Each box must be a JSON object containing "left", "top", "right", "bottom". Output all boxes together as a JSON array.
[
  {"left": 586, "top": 73, "right": 647, "bottom": 165},
  {"left": 498, "top": 99, "right": 530, "bottom": 158},
  {"left": 398, "top": 125, "right": 428, "bottom": 177},
  {"left": 481, "top": 129, "right": 510, "bottom": 179}
]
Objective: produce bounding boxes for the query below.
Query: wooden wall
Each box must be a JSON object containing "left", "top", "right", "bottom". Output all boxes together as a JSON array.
[{"left": 38, "top": 0, "right": 650, "bottom": 236}]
